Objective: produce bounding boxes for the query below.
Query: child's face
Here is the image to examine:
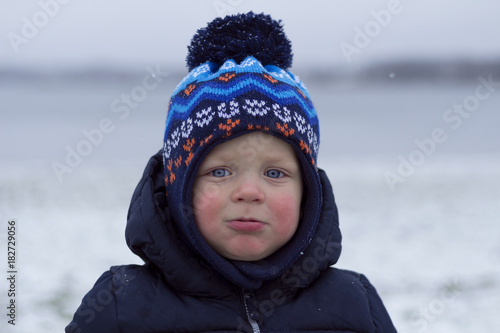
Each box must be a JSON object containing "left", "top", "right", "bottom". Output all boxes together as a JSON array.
[{"left": 192, "top": 132, "right": 303, "bottom": 261}]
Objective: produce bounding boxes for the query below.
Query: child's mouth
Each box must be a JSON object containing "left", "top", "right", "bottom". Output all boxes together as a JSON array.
[{"left": 227, "top": 218, "right": 266, "bottom": 232}]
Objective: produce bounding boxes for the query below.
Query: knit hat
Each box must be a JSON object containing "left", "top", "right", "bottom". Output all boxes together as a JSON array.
[{"left": 163, "top": 12, "right": 322, "bottom": 289}]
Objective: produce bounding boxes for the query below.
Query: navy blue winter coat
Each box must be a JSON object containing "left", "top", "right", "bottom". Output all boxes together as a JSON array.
[{"left": 66, "top": 152, "right": 397, "bottom": 332}]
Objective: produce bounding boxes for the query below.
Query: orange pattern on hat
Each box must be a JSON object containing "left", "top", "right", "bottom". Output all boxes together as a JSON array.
[
  {"left": 165, "top": 159, "right": 176, "bottom": 184},
  {"left": 183, "top": 138, "right": 195, "bottom": 151},
  {"left": 184, "top": 84, "right": 196, "bottom": 96},
  {"left": 299, "top": 140, "right": 316, "bottom": 167},
  {"left": 248, "top": 124, "right": 270, "bottom": 132},
  {"left": 219, "top": 73, "right": 236, "bottom": 82},
  {"left": 276, "top": 122, "right": 295, "bottom": 137},
  {"left": 174, "top": 155, "right": 182, "bottom": 168},
  {"left": 263, "top": 73, "right": 278, "bottom": 84},
  {"left": 219, "top": 119, "right": 240, "bottom": 131},
  {"left": 199, "top": 134, "right": 213, "bottom": 147},
  {"left": 299, "top": 140, "right": 312, "bottom": 155},
  {"left": 185, "top": 152, "right": 194, "bottom": 166},
  {"left": 296, "top": 88, "right": 307, "bottom": 99},
  {"left": 219, "top": 119, "right": 240, "bottom": 136}
]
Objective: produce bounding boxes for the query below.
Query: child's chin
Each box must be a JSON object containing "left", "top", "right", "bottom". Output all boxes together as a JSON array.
[{"left": 223, "top": 250, "right": 270, "bottom": 262}]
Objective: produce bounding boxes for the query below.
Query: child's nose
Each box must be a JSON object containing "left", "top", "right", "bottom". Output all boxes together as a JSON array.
[{"left": 231, "top": 175, "right": 265, "bottom": 203}]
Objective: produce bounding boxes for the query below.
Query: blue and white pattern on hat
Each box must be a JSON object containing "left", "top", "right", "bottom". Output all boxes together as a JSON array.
[{"left": 163, "top": 56, "right": 320, "bottom": 187}]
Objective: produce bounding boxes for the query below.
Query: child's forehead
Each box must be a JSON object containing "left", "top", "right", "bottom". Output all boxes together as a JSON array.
[{"left": 205, "top": 132, "right": 296, "bottom": 160}]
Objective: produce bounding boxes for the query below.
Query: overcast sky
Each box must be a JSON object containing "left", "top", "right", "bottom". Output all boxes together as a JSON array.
[{"left": 1, "top": 0, "right": 500, "bottom": 71}]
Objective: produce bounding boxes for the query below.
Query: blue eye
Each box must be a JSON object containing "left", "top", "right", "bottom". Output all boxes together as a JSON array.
[
  {"left": 211, "top": 169, "right": 230, "bottom": 177},
  {"left": 265, "top": 169, "right": 284, "bottom": 179}
]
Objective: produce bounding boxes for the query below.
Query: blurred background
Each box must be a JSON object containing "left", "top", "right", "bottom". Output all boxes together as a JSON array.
[{"left": 1, "top": 0, "right": 499, "bottom": 332}]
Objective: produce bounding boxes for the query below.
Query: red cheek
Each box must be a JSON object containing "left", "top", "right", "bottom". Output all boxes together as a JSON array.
[{"left": 269, "top": 194, "right": 300, "bottom": 229}]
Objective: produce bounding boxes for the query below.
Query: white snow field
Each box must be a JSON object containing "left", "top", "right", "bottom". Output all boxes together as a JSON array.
[{"left": 1, "top": 76, "right": 499, "bottom": 332}]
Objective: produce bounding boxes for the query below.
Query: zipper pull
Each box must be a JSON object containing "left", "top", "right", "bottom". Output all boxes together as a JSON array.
[{"left": 242, "top": 290, "right": 261, "bottom": 333}]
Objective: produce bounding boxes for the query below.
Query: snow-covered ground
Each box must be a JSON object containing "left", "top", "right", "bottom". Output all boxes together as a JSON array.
[{"left": 1, "top": 77, "right": 499, "bottom": 332}]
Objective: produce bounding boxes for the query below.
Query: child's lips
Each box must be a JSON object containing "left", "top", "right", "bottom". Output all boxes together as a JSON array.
[{"left": 227, "top": 218, "right": 266, "bottom": 232}]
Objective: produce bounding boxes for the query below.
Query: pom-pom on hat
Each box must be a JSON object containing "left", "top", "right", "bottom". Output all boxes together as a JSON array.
[
  {"left": 186, "top": 11, "right": 293, "bottom": 71},
  {"left": 163, "top": 12, "right": 321, "bottom": 290}
]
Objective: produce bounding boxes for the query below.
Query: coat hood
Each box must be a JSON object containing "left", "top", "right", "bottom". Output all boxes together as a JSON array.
[{"left": 125, "top": 151, "right": 342, "bottom": 293}]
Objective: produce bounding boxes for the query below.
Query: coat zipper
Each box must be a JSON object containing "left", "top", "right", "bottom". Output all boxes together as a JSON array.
[{"left": 243, "top": 290, "right": 261, "bottom": 333}]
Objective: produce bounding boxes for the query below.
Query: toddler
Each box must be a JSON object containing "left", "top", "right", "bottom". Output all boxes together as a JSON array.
[{"left": 66, "top": 12, "right": 397, "bottom": 333}]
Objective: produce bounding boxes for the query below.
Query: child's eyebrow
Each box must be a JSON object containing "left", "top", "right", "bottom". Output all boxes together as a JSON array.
[
  {"left": 207, "top": 150, "right": 297, "bottom": 165},
  {"left": 260, "top": 147, "right": 299, "bottom": 160},
  {"left": 261, "top": 152, "right": 293, "bottom": 163}
]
